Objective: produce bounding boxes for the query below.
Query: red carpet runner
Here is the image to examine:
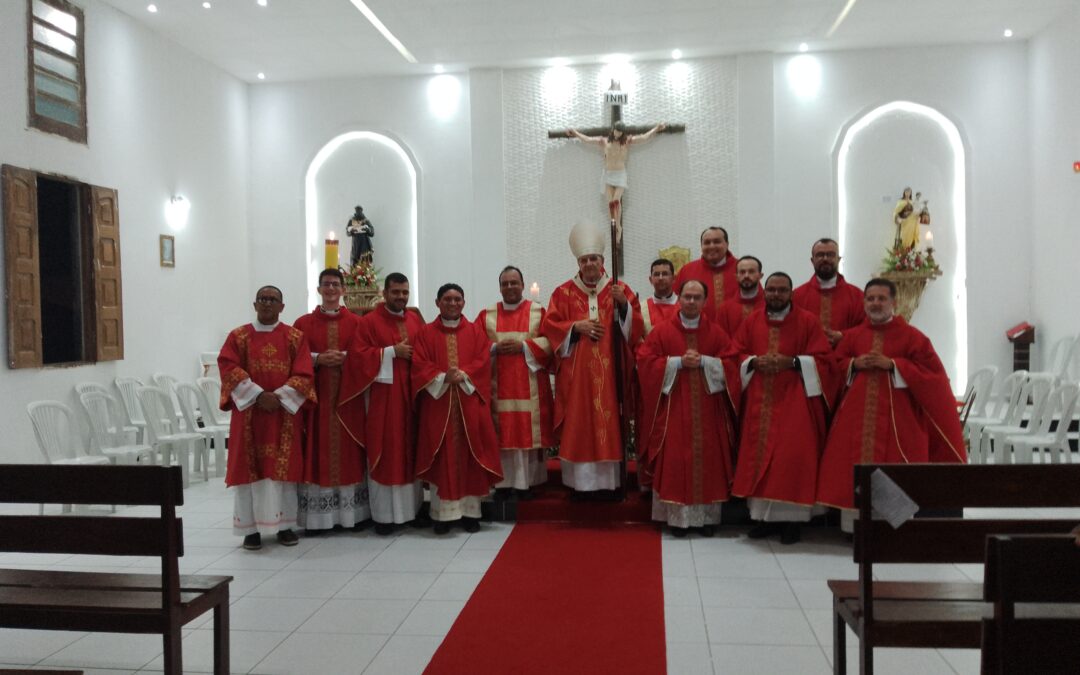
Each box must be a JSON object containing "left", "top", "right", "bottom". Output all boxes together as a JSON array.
[{"left": 424, "top": 521, "right": 666, "bottom": 674}]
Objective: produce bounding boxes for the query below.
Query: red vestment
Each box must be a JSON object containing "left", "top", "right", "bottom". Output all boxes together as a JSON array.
[
  {"left": 218, "top": 323, "right": 316, "bottom": 486},
  {"left": 338, "top": 304, "right": 425, "bottom": 485},
  {"left": 716, "top": 291, "right": 764, "bottom": 337},
  {"left": 541, "top": 275, "right": 644, "bottom": 464},
  {"left": 634, "top": 296, "right": 680, "bottom": 488},
  {"left": 817, "top": 317, "right": 966, "bottom": 509},
  {"left": 638, "top": 315, "right": 740, "bottom": 506},
  {"left": 294, "top": 307, "right": 365, "bottom": 488},
  {"left": 474, "top": 301, "right": 555, "bottom": 450},
  {"left": 673, "top": 253, "right": 739, "bottom": 320},
  {"left": 731, "top": 307, "right": 832, "bottom": 507},
  {"left": 792, "top": 274, "right": 866, "bottom": 339},
  {"left": 412, "top": 318, "right": 502, "bottom": 500},
  {"left": 641, "top": 296, "right": 680, "bottom": 336}
]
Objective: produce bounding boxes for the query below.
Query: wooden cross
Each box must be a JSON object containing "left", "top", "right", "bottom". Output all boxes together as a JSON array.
[{"left": 548, "top": 80, "right": 685, "bottom": 279}]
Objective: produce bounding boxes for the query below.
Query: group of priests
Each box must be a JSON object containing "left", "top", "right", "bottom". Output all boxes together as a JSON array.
[{"left": 214, "top": 221, "right": 965, "bottom": 550}]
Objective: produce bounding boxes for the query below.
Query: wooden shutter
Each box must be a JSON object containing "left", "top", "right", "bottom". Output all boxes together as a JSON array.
[
  {"left": 3, "top": 165, "right": 43, "bottom": 369},
  {"left": 90, "top": 185, "right": 123, "bottom": 361}
]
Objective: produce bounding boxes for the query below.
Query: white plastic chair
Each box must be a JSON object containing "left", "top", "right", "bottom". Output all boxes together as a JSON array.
[
  {"left": 175, "top": 382, "right": 229, "bottom": 478},
  {"left": 979, "top": 373, "right": 1055, "bottom": 464},
  {"left": 152, "top": 372, "right": 187, "bottom": 431},
  {"left": 114, "top": 376, "right": 149, "bottom": 441},
  {"left": 1044, "top": 335, "right": 1077, "bottom": 383},
  {"left": 137, "top": 386, "right": 207, "bottom": 488},
  {"left": 1005, "top": 383, "right": 1080, "bottom": 464},
  {"left": 197, "top": 376, "right": 231, "bottom": 426},
  {"left": 963, "top": 365, "right": 999, "bottom": 419},
  {"left": 79, "top": 391, "right": 158, "bottom": 466},
  {"left": 966, "top": 370, "right": 1027, "bottom": 462},
  {"left": 75, "top": 382, "right": 140, "bottom": 445},
  {"left": 26, "top": 401, "right": 112, "bottom": 514}
]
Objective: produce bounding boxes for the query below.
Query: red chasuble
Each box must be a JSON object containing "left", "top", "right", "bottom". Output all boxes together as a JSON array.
[
  {"left": 638, "top": 315, "right": 741, "bottom": 506},
  {"left": 474, "top": 301, "right": 555, "bottom": 450},
  {"left": 673, "top": 253, "right": 739, "bottom": 319},
  {"left": 218, "top": 323, "right": 316, "bottom": 486},
  {"left": 294, "top": 307, "right": 365, "bottom": 489},
  {"left": 716, "top": 291, "right": 764, "bottom": 337},
  {"left": 412, "top": 318, "right": 503, "bottom": 500},
  {"left": 541, "top": 275, "right": 644, "bottom": 464},
  {"left": 642, "top": 297, "right": 680, "bottom": 336},
  {"left": 792, "top": 274, "right": 866, "bottom": 339},
  {"left": 731, "top": 307, "right": 832, "bottom": 507},
  {"left": 338, "top": 304, "right": 425, "bottom": 486},
  {"left": 817, "top": 317, "right": 966, "bottom": 509}
]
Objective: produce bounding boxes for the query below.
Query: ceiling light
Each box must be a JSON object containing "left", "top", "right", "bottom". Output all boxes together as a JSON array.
[
  {"left": 1003, "top": 28, "right": 1013, "bottom": 38},
  {"left": 146, "top": 4, "right": 157, "bottom": 12},
  {"left": 349, "top": 0, "right": 417, "bottom": 63},
  {"left": 257, "top": 0, "right": 267, "bottom": 7},
  {"left": 202, "top": 2, "right": 211, "bottom": 8},
  {"left": 434, "top": 64, "right": 445, "bottom": 74},
  {"left": 603, "top": 53, "right": 631, "bottom": 64},
  {"left": 826, "top": 0, "right": 859, "bottom": 38},
  {"left": 257, "top": 72, "right": 265, "bottom": 80},
  {"left": 671, "top": 49, "right": 682, "bottom": 60},
  {"left": 550, "top": 57, "right": 571, "bottom": 67},
  {"left": 799, "top": 42, "right": 809, "bottom": 53}
]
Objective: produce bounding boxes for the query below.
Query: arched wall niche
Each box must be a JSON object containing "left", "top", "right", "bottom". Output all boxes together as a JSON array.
[
  {"left": 304, "top": 131, "right": 419, "bottom": 309},
  {"left": 835, "top": 101, "right": 968, "bottom": 392}
]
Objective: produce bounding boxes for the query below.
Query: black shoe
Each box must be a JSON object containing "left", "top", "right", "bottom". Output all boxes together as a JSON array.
[
  {"left": 352, "top": 519, "right": 373, "bottom": 531},
  {"left": 462, "top": 517, "right": 480, "bottom": 533},
  {"left": 304, "top": 528, "right": 326, "bottom": 537},
  {"left": 780, "top": 523, "right": 801, "bottom": 545},
  {"left": 374, "top": 523, "right": 395, "bottom": 536},
  {"left": 670, "top": 527, "right": 688, "bottom": 538},
  {"left": 699, "top": 525, "right": 715, "bottom": 538},
  {"left": 277, "top": 529, "right": 299, "bottom": 546},
  {"left": 242, "top": 533, "right": 262, "bottom": 550},
  {"left": 747, "top": 522, "right": 783, "bottom": 539},
  {"left": 408, "top": 512, "right": 432, "bottom": 528},
  {"left": 433, "top": 521, "right": 450, "bottom": 535},
  {"left": 493, "top": 487, "right": 514, "bottom": 501},
  {"left": 514, "top": 489, "right": 534, "bottom": 501}
]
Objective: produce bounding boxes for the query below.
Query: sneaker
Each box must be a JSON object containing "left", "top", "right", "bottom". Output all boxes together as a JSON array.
[
  {"left": 242, "top": 533, "right": 262, "bottom": 550},
  {"left": 747, "top": 522, "right": 783, "bottom": 539},
  {"left": 277, "top": 529, "right": 299, "bottom": 546},
  {"left": 462, "top": 517, "right": 480, "bottom": 533},
  {"left": 780, "top": 523, "right": 802, "bottom": 546}
]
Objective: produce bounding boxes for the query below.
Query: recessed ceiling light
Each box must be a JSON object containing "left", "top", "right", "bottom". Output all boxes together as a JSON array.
[
  {"left": 550, "top": 57, "right": 571, "bottom": 67},
  {"left": 257, "top": 72, "right": 266, "bottom": 80},
  {"left": 348, "top": 1, "right": 417, "bottom": 63},
  {"left": 147, "top": 4, "right": 157, "bottom": 12},
  {"left": 257, "top": 0, "right": 268, "bottom": 7},
  {"left": 1003, "top": 28, "right": 1013, "bottom": 38},
  {"left": 799, "top": 42, "right": 809, "bottom": 53},
  {"left": 202, "top": 2, "right": 211, "bottom": 8},
  {"left": 671, "top": 49, "right": 682, "bottom": 60},
  {"left": 434, "top": 64, "right": 445, "bottom": 74}
]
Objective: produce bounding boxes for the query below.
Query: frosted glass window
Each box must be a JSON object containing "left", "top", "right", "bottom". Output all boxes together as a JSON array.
[
  {"left": 33, "top": 23, "right": 77, "bottom": 58},
  {"left": 32, "top": 0, "right": 77, "bottom": 35},
  {"left": 28, "top": 0, "right": 86, "bottom": 143},
  {"left": 34, "top": 71, "right": 79, "bottom": 103}
]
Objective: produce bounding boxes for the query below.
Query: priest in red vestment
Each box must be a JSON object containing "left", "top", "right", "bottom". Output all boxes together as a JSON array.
[
  {"left": 413, "top": 283, "right": 503, "bottom": 534},
  {"left": 475, "top": 266, "right": 555, "bottom": 497},
  {"left": 716, "top": 255, "right": 765, "bottom": 337},
  {"left": 732, "top": 272, "right": 833, "bottom": 545},
  {"left": 338, "top": 273, "right": 426, "bottom": 535},
  {"left": 635, "top": 258, "right": 680, "bottom": 492},
  {"left": 638, "top": 280, "right": 740, "bottom": 536},
  {"left": 792, "top": 239, "right": 865, "bottom": 349},
  {"left": 817, "top": 278, "right": 966, "bottom": 515},
  {"left": 673, "top": 226, "right": 739, "bottom": 319},
  {"left": 219, "top": 285, "right": 316, "bottom": 550},
  {"left": 293, "top": 268, "right": 369, "bottom": 532},
  {"left": 541, "top": 221, "right": 644, "bottom": 494}
]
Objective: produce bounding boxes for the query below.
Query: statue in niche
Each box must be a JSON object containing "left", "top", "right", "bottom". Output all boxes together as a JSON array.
[
  {"left": 893, "top": 187, "right": 924, "bottom": 249},
  {"left": 346, "top": 205, "right": 374, "bottom": 267}
]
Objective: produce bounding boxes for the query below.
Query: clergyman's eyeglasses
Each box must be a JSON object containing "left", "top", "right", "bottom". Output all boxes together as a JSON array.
[{"left": 255, "top": 296, "right": 281, "bottom": 305}]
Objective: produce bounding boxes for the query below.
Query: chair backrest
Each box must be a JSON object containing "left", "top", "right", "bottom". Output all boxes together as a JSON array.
[
  {"left": 1002, "top": 372, "right": 1038, "bottom": 426},
  {"left": 987, "top": 370, "right": 1026, "bottom": 421},
  {"left": 982, "top": 534, "right": 1080, "bottom": 674},
  {"left": 74, "top": 381, "right": 109, "bottom": 396},
  {"left": 965, "top": 365, "right": 998, "bottom": 418},
  {"left": 26, "top": 401, "right": 84, "bottom": 463},
  {"left": 80, "top": 391, "right": 124, "bottom": 450},
  {"left": 114, "top": 376, "right": 147, "bottom": 425},
  {"left": 173, "top": 382, "right": 203, "bottom": 433},
  {"left": 1015, "top": 373, "right": 1056, "bottom": 430},
  {"left": 1047, "top": 382, "right": 1080, "bottom": 445},
  {"left": 197, "top": 377, "right": 227, "bottom": 424},
  {"left": 136, "top": 386, "right": 175, "bottom": 443}
]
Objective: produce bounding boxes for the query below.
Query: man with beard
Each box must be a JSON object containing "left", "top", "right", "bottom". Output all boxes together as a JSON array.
[
  {"left": 413, "top": 284, "right": 503, "bottom": 533},
  {"left": 817, "top": 278, "right": 965, "bottom": 517},
  {"left": 731, "top": 273, "right": 833, "bottom": 545},
  {"left": 338, "top": 273, "right": 426, "bottom": 535},
  {"left": 673, "top": 227, "right": 739, "bottom": 319},
  {"left": 638, "top": 280, "right": 740, "bottom": 536},
  {"left": 475, "top": 266, "right": 555, "bottom": 498},
  {"left": 641, "top": 258, "right": 680, "bottom": 336},
  {"left": 793, "top": 238, "right": 865, "bottom": 349},
  {"left": 716, "top": 255, "right": 765, "bottom": 337}
]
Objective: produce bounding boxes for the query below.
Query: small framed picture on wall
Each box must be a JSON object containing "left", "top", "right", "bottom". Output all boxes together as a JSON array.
[{"left": 160, "top": 234, "right": 175, "bottom": 267}]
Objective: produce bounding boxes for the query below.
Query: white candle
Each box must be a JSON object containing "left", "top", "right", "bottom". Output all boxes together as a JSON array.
[
  {"left": 529, "top": 282, "right": 540, "bottom": 299},
  {"left": 925, "top": 230, "right": 934, "bottom": 244}
]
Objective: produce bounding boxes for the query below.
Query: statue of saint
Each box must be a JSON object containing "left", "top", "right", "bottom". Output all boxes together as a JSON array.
[
  {"left": 346, "top": 205, "right": 374, "bottom": 267},
  {"left": 893, "top": 187, "right": 921, "bottom": 249},
  {"left": 567, "top": 121, "right": 666, "bottom": 244}
]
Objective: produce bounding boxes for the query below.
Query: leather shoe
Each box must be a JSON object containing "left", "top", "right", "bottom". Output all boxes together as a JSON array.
[
  {"left": 242, "top": 533, "right": 261, "bottom": 550},
  {"left": 374, "top": 523, "right": 395, "bottom": 536},
  {"left": 462, "top": 517, "right": 480, "bottom": 533},
  {"left": 277, "top": 529, "right": 299, "bottom": 546},
  {"left": 433, "top": 521, "right": 450, "bottom": 535},
  {"left": 747, "top": 522, "right": 783, "bottom": 539}
]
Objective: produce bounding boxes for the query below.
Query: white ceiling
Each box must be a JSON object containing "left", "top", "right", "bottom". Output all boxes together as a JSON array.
[{"left": 100, "top": 0, "right": 1079, "bottom": 83}]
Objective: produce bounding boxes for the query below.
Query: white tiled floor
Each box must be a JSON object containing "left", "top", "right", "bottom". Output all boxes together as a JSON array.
[{"left": 0, "top": 480, "right": 1002, "bottom": 674}]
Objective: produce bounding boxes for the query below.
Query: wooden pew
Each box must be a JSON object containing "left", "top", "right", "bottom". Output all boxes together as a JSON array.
[
  {"left": 0, "top": 465, "right": 232, "bottom": 675},
  {"left": 827, "top": 463, "right": 1080, "bottom": 674},
  {"left": 981, "top": 534, "right": 1080, "bottom": 675}
]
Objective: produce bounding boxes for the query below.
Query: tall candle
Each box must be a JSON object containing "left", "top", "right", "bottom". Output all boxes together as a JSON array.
[
  {"left": 924, "top": 230, "right": 934, "bottom": 244},
  {"left": 529, "top": 282, "right": 540, "bottom": 300},
  {"left": 325, "top": 231, "right": 339, "bottom": 270}
]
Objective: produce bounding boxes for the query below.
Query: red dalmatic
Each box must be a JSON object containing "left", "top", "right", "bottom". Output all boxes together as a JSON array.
[
  {"left": 673, "top": 253, "right": 739, "bottom": 319},
  {"left": 817, "top": 317, "right": 966, "bottom": 509},
  {"left": 715, "top": 291, "right": 764, "bottom": 337},
  {"left": 641, "top": 297, "right": 680, "bottom": 336},
  {"left": 792, "top": 274, "right": 866, "bottom": 339}
]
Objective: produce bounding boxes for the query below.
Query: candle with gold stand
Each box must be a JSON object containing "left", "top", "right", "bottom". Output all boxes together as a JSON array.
[{"left": 325, "top": 231, "right": 339, "bottom": 270}]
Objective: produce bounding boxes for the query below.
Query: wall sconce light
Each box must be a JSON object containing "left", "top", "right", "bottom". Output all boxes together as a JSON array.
[{"left": 165, "top": 195, "right": 190, "bottom": 230}]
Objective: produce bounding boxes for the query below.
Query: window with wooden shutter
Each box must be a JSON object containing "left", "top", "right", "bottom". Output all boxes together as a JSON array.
[
  {"left": 90, "top": 186, "right": 124, "bottom": 362},
  {"left": 2, "top": 165, "right": 43, "bottom": 369},
  {"left": 27, "top": 0, "right": 87, "bottom": 144}
]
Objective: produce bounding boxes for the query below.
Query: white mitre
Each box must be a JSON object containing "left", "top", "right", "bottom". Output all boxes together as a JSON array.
[{"left": 569, "top": 221, "right": 605, "bottom": 259}]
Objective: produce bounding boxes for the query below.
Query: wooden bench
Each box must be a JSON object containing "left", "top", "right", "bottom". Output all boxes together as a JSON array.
[
  {"left": 828, "top": 463, "right": 1080, "bottom": 674},
  {"left": 0, "top": 465, "right": 232, "bottom": 675},
  {"left": 981, "top": 534, "right": 1080, "bottom": 675}
]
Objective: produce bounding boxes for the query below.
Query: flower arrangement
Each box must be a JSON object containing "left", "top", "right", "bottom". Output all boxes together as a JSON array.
[
  {"left": 340, "top": 260, "right": 380, "bottom": 289},
  {"left": 882, "top": 243, "right": 939, "bottom": 274}
]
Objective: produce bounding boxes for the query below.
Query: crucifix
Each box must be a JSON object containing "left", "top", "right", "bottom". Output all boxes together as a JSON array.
[{"left": 548, "top": 80, "right": 685, "bottom": 280}]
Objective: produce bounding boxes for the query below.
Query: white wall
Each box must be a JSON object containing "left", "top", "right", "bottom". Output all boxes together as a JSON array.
[
  {"left": 0, "top": 0, "right": 250, "bottom": 462},
  {"left": 1029, "top": 4, "right": 1080, "bottom": 374}
]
